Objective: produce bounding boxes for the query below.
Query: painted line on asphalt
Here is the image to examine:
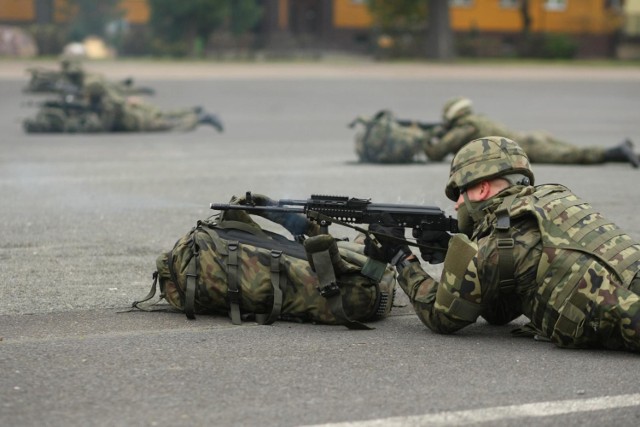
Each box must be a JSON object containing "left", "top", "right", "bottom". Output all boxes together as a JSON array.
[{"left": 300, "top": 393, "right": 640, "bottom": 427}]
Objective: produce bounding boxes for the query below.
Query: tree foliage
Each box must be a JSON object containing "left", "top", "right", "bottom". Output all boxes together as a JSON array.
[
  {"left": 148, "top": 0, "right": 262, "bottom": 52},
  {"left": 149, "top": 0, "right": 228, "bottom": 44},
  {"left": 230, "top": 0, "right": 264, "bottom": 36},
  {"left": 64, "top": 0, "right": 124, "bottom": 41},
  {"left": 366, "top": 0, "right": 428, "bottom": 30}
]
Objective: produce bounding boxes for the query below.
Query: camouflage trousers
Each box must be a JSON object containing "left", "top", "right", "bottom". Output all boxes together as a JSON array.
[
  {"left": 118, "top": 103, "right": 199, "bottom": 132},
  {"left": 519, "top": 132, "right": 607, "bottom": 164},
  {"left": 551, "top": 274, "right": 640, "bottom": 352}
]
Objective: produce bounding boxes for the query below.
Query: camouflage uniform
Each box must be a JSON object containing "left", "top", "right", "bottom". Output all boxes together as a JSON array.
[
  {"left": 398, "top": 137, "right": 640, "bottom": 352},
  {"left": 423, "top": 97, "right": 628, "bottom": 164},
  {"left": 22, "top": 104, "right": 105, "bottom": 133},
  {"left": 350, "top": 111, "right": 426, "bottom": 163},
  {"left": 424, "top": 112, "right": 610, "bottom": 164},
  {"left": 83, "top": 76, "right": 200, "bottom": 132},
  {"left": 24, "top": 59, "right": 154, "bottom": 97},
  {"left": 24, "top": 77, "right": 201, "bottom": 133}
]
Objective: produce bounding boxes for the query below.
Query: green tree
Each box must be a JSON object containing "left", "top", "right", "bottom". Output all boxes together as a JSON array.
[
  {"left": 366, "top": 0, "right": 453, "bottom": 59},
  {"left": 64, "top": 0, "right": 124, "bottom": 42},
  {"left": 148, "top": 0, "right": 262, "bottom": 56},
  {"left": 367, "top": 0, "right": 428, "bottom": 31},
  {"left": 229, "top": 0, "right": 263, "bottom": 37}
]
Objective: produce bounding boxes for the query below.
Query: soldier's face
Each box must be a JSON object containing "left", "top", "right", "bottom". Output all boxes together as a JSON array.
[{"left": 454, "top": 183, "right": 482, "bottom": 211}]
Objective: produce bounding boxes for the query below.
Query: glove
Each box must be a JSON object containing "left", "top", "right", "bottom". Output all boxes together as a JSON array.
[
  {"left": 364, "top": 221, "right": 410, "bottom": 265},
  {"left": 417, "top": 230, "right": 452, "bottom": 264},
  {"left": 234, "top": 193, "right": 311, "bottom": 236}
]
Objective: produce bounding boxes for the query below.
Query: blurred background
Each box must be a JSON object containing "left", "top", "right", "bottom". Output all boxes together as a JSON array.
[{"left": 0, "top": 0, "right": 638, "bottom": 61}]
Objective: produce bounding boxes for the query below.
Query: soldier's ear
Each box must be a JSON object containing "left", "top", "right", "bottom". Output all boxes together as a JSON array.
[{"left": 478, "top": 181, "right": 493, "bottom": 200}]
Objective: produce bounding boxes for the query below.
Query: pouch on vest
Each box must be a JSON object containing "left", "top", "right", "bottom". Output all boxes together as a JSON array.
[{"left": 133, "top": 218, "right": 397, "bottom": 329}]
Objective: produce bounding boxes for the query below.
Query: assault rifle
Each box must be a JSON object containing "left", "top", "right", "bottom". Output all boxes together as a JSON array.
[
  {"left": 396, "top": 119, "right": 443, "bottom": 132},
  {"left": 210, "top": 192, "right": 457, "bottom": 250}
]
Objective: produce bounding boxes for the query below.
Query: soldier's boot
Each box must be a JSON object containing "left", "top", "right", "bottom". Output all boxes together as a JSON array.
[
  {"left": 197, "top": 111, "right": 224, "bottom": 132},
  {"left": 603, "top": 139, "right": 639, "bottom": 168},
  {"left": 303, "top": 234, "right": 357, "bottom": 276}
]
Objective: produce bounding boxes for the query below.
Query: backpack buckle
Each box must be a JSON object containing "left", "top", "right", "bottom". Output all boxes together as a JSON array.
[
  {"left": 317, "top": 282, "right": 340, "bottom": 298},
  {"left": 227, "top": 288, "right": 241, "bottom": 304}
]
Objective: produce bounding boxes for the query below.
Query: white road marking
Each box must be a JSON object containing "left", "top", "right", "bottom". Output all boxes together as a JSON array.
[{"left": 300, "top": 393, "right": 640, "bottom": 427}]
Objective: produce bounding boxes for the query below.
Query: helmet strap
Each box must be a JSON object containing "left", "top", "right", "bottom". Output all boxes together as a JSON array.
[{"left": 462, "top": 192, "right": 486, "bottom": 223}]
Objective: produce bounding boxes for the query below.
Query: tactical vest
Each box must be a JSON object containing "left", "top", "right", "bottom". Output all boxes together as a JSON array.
[{"left": 494, "top": 184, "right": 640, "bottom": 335}]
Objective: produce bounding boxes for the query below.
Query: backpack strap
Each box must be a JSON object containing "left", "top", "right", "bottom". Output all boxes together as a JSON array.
[
  {"left": 129, "top": 271, "right": 160, "bottom": 311},
  {"left": 311, "top": 249, "right": 372, "bottom": 330},
  {"left": 226, "top": 240, "right": 242, "bottom": 325},
  {"left": 255, "top": 250, "right": 286, "bottom": 325},
  {"left": 184, "top": 240, "right": 200, "bottom": 320},
  {"left": 203, "top": 223, "right": 293, "bottom": 326},
  {"left": 495, "top": 194, "right": 518, "bottom": 293}
]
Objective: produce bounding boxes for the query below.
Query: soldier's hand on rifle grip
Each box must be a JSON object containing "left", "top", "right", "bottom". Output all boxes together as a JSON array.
[
  {"left": 417, "top": 230, "right": 452, "bottom": 264},
  {"left": 364, "top": 222, "right": 410, "bottom": 265}
]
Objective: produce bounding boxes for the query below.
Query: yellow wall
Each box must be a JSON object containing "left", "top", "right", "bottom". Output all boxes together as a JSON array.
[
  {"left": 0, "top": 0, "right": 35, "bottom": 21},
  {"left": 121, "top": 0, "right": 150, "bottom": 24},
  {"left": 0, "top": 0, "right": 149, "bottom": 25},
  {"left": 451, "top": 1, "right": 521, "bottom": 32},
  {"left": 451, "top": 0, "right": 622, "bottom": 35},
  {"left": 331, "top": 0, "right": 621, "bottom": 35},
  {"left": 0, "top": 0, "right": 623, "bottom": 36},
  {"left": 53, "top": 0, "right": 72, "bottom": 23},
  {"left": 334, "top": 0, "right": 373, "bottom": 29}
]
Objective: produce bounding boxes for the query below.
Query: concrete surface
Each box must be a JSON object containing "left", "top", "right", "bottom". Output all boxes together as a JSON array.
[{"left": 1, "top": 60, "right": 639, "bottom": 427}]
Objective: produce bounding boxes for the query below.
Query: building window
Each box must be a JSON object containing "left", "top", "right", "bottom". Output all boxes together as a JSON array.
[
  {"left": 499, "top": 0, "right": 518, "bottom": 8},
  {"left": 544, "top": 0, "right": 567, "bottom": 11},
  {"left": 449, "top": 0, "right": 473, "bottom": 7}
]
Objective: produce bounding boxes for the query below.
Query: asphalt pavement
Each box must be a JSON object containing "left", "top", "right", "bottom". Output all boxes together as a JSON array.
[{"left": 1, "top": 59, "right": 639, "bottom": 427}]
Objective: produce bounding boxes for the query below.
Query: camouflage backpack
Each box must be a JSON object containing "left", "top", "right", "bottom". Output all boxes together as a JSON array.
[
  {"left": 350, "top": 110, "right": 425, "bottom": 163},
  {"left": 134, "top": 218, "right": 396, "bottom": 329},
  {"left": 23, "top": 104, "right": 104, "bottom": 133}
]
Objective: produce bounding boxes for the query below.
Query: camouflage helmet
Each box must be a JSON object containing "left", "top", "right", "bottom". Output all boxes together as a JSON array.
[
  {"left": 445, "top": 136, "right": 534, "bottom": 201},
  {"left": 442, "top": 97, "right": 473, "bottom": 124}
]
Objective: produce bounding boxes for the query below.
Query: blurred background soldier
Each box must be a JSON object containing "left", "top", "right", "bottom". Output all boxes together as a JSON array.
[
  {"left": 349, "top": 110, "right": 428, "bottom": 163},
  {"left": 24, "top": 72, "right": 223, "bottom": 133},
  {"left": 423, "top": 97, "right": 639, "bottom": 168},
  {"left": 24, "top": 58, "right": 155, "bottom": 97},
  {"left": 365, "top": 136, "right": 640, "bottom": 352},
  {"left": 81, "top": 75, "right": 223, "bottom": 132}
]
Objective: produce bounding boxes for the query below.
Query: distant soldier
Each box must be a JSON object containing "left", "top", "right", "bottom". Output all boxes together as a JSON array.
[
  {"left": 349, "top": 110, "right": 437, "bottom": 163},
  {"left": 24, "top": 74, "right": 223, "bottom": 134},
  {"left": 366, "top": 136, "right": 640, "bottom": 352},
  {"left": 423, "top": 97, "right": 639, "bottom": 168},
  {"left": 24, "top": 58, "right": 155, "bottom": 97},
  {"left": 22, "top": 97, "right": 105, "bottom": 133},
  {"left": 81, "top": 75, "right": 223, "bottom": 132}
]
